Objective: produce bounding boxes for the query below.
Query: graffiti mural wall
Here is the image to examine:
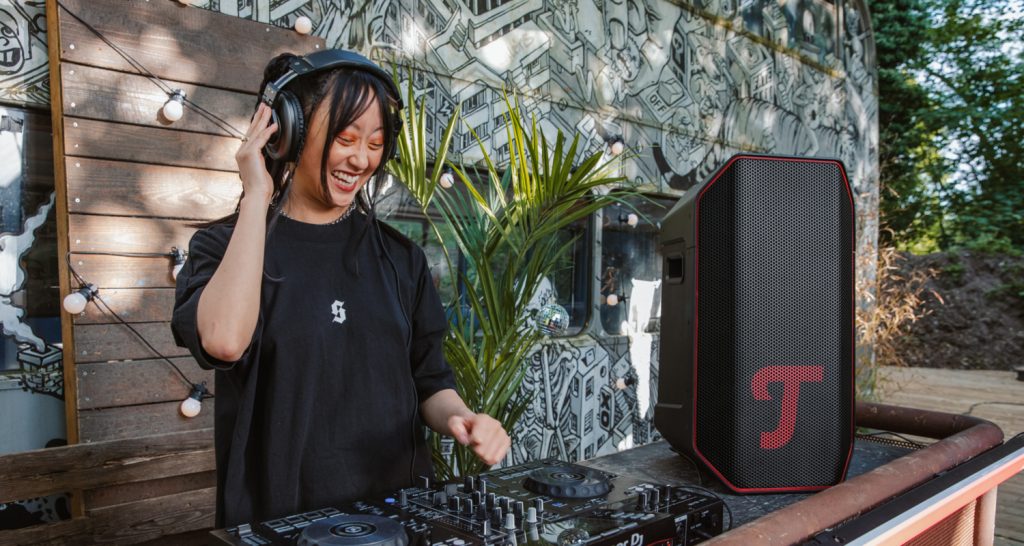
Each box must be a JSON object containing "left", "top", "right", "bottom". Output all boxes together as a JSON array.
[
  {"left": 0, "top": 1, "right": 47, "bottom": 106},
  {"left": 0, "top": 0, "right": 877, "bottom": 467}
]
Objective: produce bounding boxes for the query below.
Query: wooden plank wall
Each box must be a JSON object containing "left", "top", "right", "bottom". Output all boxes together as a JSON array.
[{"left": 41, "top": 0, "right": 324, "bottom": 542}]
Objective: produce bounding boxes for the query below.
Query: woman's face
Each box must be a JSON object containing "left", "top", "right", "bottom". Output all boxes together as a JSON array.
[{"left": 292, "top": 92, "right": 385, "bottom": 215}]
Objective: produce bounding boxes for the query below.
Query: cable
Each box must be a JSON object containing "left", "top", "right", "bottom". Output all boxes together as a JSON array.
[
  {"left": 964, "top": 401, "right": 1024, "bottom": 416},
  {"left": 668, "top": 445, "right": 704, "bottom": 486},
  {"left": 56, "top": 1, "right": 245, "bottom": 140},
  {"left": 374, "top": 217, "right": 419, "bottom": 487},
  {"left": 856, "top": 431, "right": 929, "bottom": 449},
  {"left": 71, "top": 250, "right": 175, "bottom": 259},
  {"left": 64, "top": 251, "right": 212, "bottom": 399}
]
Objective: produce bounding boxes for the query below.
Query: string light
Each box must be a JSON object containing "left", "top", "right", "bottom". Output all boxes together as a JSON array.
[
  {"left": 56, "top": 2, "right": 244, "bottom": 139},
  {"left": 64, "top": 250, "right": 210, "bottom": 416},
  {"left": 607, "top": 136, "right": 625, "bottom": 156},
  {"left": 606, "top": 293, "right": 620, "bottom": 306},
  {"left": 162, "top": 89, "right": 186, "bottom": 122},
  {"left": 439, "top": 169, "right": 455, "bottom": 189},
  {"left": 63, "top": 283, "right": 97, "bottom": 315},
  {"left": 180, "top": 382, "right": 208, "bottom": 418},
  {"left": 294, "top": 16, "right": 313, "bottom": 35},
  {"left": 55, "top": 2, "right": 229, "bottom": 416}
]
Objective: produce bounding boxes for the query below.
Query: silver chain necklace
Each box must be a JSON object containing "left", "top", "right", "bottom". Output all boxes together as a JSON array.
[{"left": 279, "top": 204, "right": 356, "bottom": 225}]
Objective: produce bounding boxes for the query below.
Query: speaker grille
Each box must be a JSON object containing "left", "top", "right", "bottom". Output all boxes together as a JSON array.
[{"left": 694, "top": 157, "right": 853, "bottom": 489}]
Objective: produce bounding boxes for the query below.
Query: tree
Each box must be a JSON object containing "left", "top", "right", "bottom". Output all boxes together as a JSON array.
[
  {"left": 920, "top": 0, "right": 1024, "bottom": 251},
  {"left": 873, "top": 0, "right": 1024, "bottom": 253},
  {"left": 873, "top": 0, "right": 945, "bottom": 249}
]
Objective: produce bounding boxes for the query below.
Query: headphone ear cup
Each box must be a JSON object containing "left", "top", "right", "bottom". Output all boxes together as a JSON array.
[
  {"left": 265, "top": 90, "right": 305, "bottom": 162},
  {"left": 390, "top": 114, "right": 403, "bottom": 160}
]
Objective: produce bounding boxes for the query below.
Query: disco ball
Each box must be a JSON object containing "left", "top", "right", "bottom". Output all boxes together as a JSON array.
[{"left": 535, "top": 302, "right": 570, "bottom": 336}]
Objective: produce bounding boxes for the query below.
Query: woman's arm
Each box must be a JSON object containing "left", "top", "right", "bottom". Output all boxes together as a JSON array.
[
  {"left": 195, "top": 104, "right": 277, "bottom": 361},
  {"left": 420, "top": 389, "right": 511, "bottom": 466},
  {"left": 195, "top": 195, "right": 269, "bottom": 361}
]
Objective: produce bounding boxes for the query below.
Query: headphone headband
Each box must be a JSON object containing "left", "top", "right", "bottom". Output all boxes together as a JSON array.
[{"left": 261, "top": 49, "right": 403, "bottom": 109}]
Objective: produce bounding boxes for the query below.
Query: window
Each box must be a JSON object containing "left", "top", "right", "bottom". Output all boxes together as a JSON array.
[
  {"left": 547, "top": 213, "right": 591, "bottom": 336},
  {"left": 459, "top": 130, "right": 475, "bottom": 151},
  {"left": 599, "top": 195, "right": 677, "bottom": 336},
  {"left": 465, "top": 0, "right": 514, "bottom": 16},
  {"left": 463, "top": 89, "right": 486, "bottom": 113},
  {"left": 526, "top": 57, "right": 544, "bottom": 75}
]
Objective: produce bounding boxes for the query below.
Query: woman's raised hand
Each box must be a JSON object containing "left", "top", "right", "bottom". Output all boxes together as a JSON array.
[{"left": 235, "top": 103, "right": 278, "bottom": 205}]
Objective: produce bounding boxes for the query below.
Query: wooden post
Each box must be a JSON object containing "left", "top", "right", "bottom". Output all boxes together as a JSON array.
[{"left": 46, "top": 0, "right": 82, "bottom": 519}]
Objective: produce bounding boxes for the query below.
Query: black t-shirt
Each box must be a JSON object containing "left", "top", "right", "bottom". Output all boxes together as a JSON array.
[{"left": 171, "top": 212, "right": 456, "bottom": 527}]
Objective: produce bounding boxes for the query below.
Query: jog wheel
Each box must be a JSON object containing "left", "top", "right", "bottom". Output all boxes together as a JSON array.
[
  {"left": 298, "top": 514, "right": 409, "bottom": 546},
  {"left": 523, "top": 466, "right": 612, "bottom": 499}
]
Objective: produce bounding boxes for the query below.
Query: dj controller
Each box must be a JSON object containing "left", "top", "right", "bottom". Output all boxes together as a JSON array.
[{"left": 216, "top": 459, "right": 724, "bottom": 546}]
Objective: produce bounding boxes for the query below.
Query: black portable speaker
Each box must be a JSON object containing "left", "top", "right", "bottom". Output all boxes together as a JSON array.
[{"left": 654, "top": 154, "right": 855, "bottom": 493}]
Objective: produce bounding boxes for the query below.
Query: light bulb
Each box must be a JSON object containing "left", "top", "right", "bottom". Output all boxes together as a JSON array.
[
  {"left": 162, "top": 90, "right": 186, "bottom": 122},
  {"left": 162, "top": 98, "right": 183, "bottom": 121},
  {"left": 615, "top": 377, "right": 627, "bottom": 390},
  {"left": 627, "top": 213, "right": 639, "bottom": 227},
  {"left": 63, "top": 292, "right": 87, "bottom": 314},
  {"left": 177, "top": 0, "right": 193, "bottom": 4},
  {"left": 606, "top": 294, "right": 619, "bottom": 306},
  {"left": 180, "top": 383, "right": 207, "bottom": 418},
  {"left": 294, "top": 16, "right": 313, "bottom": 34},
  {"left": 63, "top": 284, "right": 97, "bottom": 315},
  {"left": 180, "top": 396, "right": 202, "bottom": 418},
  {"left": 440, "top": 172, "right": 455, "bottom": 189},
  {"left": 610, "top": 140, "right": 624, "bottom": 156}
]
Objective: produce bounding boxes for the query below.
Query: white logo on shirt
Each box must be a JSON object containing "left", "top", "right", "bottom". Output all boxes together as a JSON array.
[{"left": 331, "top": 300, "right": 346, "bottom": 325}]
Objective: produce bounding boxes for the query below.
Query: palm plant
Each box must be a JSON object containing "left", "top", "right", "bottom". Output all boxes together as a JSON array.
[{"left": 389, "top": 77, "right": 630, "bottom": 478}]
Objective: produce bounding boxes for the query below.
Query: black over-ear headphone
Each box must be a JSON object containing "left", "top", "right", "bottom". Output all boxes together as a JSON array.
[{"left": 260, "top": 49, "right": 404, "bottom": 163}]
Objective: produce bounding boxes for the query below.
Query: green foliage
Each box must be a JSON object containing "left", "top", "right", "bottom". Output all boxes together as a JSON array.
[
  {"left": 874, "top": 0, "right": 942, "bottom": 245},
  {"left": 389, "top": 75, "right": 629, "bottom": 477},
  {"left": 874, "top": 0, "right": 1024, "bottom": 253}
]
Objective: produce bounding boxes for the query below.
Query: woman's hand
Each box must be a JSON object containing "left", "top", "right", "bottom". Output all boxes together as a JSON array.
[
  {"left": 420, "top": 390, "right": 511, "bottom": 466},
  {"left": 235, "top": 103, "right": 278, "bottom": 205},
  {"left": 448, "top": 413, "right": 511, "bottom": 466}
]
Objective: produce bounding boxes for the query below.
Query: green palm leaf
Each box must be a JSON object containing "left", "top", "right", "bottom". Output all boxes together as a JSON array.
[{"left": 390, "top": 78, "right": 633, "bottom": 477}]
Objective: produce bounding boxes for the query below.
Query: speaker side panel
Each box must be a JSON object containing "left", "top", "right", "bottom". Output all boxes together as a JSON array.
[{"left": 654, "top": 191, "right": 701, "bottom": 454}]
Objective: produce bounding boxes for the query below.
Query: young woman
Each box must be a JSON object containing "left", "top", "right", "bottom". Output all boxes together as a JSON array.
[{"left": 171, "top": 50, "right": 509, "bottom": 527}]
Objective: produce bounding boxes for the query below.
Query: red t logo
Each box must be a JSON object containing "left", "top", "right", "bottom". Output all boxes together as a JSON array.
[{"left": 751, "top": 365, "right": 824, "bottom": 449}]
